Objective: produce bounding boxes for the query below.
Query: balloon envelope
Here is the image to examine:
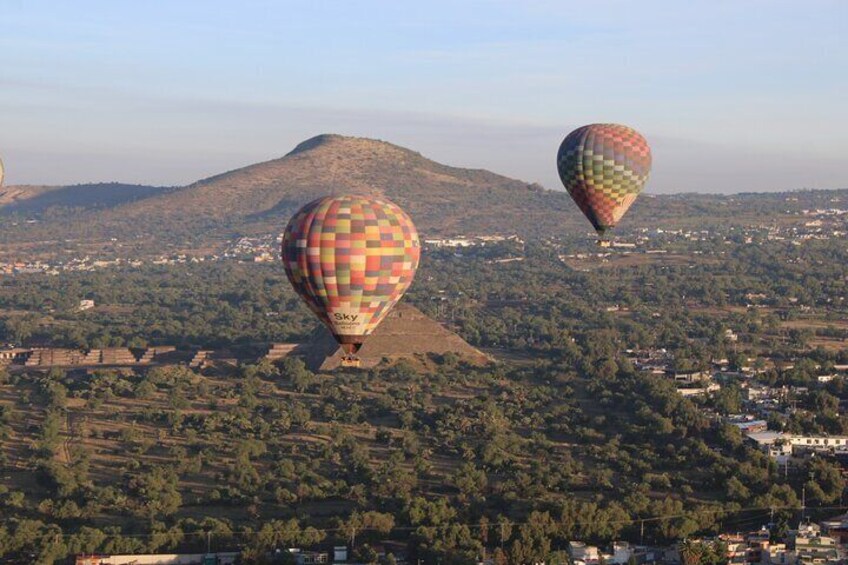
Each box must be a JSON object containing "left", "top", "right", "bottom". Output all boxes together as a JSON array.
[
  {"left": 281, "top": 195, "right": 420, "bottom": 354},
  {"left": 557, "top": 123, "right": 651, "bottom": 234}
]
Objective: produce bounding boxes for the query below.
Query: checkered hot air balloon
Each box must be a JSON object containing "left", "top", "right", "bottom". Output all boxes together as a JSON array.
[
  {"left": 557, "top": 123, "right": 652, "bottom": 236},
  {"left": 281, "top": 195, "right": 420, "bottom": 356}
]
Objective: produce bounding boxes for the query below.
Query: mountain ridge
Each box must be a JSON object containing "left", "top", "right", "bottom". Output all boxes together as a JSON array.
[{"left": 0, "top": 134, "right": 572, "bottom": 242}]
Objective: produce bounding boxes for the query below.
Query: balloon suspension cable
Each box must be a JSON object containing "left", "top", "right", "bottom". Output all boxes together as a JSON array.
[{"left": 340, "top": 342, "right": 362, "bottom": 355}]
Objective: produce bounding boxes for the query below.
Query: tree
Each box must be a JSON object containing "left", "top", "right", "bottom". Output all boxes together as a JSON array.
[
  {"left": 806, "top": 458, "right": 844, "bottom": 504},
  {"left": 453, "top": 463, "right": 487, "bottom": 501},
  {"left": 725, "top": 476, "right": 750, "bottom": 502},
  {"left": 680, "top": 540, "right": 705, "bottom": 565},
  {"left": 128, "top": 467, "right": 182, "bottom": 517}
]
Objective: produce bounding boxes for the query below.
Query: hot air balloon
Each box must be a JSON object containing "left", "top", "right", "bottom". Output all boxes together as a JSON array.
[
  {"left": 0, "top": 157, "right": 4, "bottom": 187},
  {"left": 281, "top": 195, "right": 420, "bottom": 365},
  {"left": 557, "top": 123, "right": 651, "bottom": 243}
]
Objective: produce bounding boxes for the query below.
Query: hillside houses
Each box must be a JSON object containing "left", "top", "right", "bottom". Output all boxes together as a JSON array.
[
  {"left": 5, "top": 206, "right": 848, "bottom": 280},
  {"left": 566, "top": 518, "right": 848, "bottom": 565}
]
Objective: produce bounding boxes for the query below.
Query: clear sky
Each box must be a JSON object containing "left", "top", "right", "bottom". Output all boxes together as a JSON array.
[{"left": 1, "top": 0, "right": 845, "bottom": 193}]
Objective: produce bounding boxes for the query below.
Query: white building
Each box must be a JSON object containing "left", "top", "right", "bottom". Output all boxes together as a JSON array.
[
  {"left": 677, "top": 383, "right": 721, "bottom": 397},
  {"left": 74, "top": 554, "right": 238, "bottom": 565},
  {"left": 788, "top": 436, "right": 848, "bottom": 450},
  {"left": 746, "top": 432, "right": 848, "bottom": 463},
  {"left": 569, "top": 541, "right": 600, "bottom": 564}
]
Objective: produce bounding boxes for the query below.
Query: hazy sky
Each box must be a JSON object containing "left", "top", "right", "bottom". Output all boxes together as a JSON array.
[{"left": 1, "top": 0, "right": 846, "bottom": 193}]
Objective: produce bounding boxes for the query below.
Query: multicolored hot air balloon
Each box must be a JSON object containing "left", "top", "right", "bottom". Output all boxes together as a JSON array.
[
  {"left": 281, "top": 195, "right": 420, "bottom": 359},
  {"left": 557, "top": 123, "right": 652, "bottom": 237},
  {"left": 0, "top": 157, "right": 4, "bottom": 187}
]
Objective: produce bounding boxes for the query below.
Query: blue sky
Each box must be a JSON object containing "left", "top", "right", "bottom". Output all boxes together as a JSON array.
[{"left": 0, "top": 0, "right": 845, "bottom": 193}]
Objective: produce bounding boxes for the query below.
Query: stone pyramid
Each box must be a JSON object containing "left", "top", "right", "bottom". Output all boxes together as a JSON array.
[{"left": 298, "top": 303, "right": 492, "bottom": 371}]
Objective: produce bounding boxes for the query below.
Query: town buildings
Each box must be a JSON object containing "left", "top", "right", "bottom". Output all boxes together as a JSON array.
[{"left": 565, "top": 517, "right": 847, "bottom": 565}]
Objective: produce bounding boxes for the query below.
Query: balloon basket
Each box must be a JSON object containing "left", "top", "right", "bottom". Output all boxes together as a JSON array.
[
  {"left": 341, "top": 355, "right": 362, "bottom": 368},
  {"left": 597, "top": 239, "right": 612, "bottom": 248}
]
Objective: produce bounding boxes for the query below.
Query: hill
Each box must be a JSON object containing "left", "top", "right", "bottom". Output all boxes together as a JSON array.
[
  {"left": 0, "top": 182, "right": 167, "bottom": 214},
  {"left": 106, "top": 133, "right": 573, "bottom": 238}
]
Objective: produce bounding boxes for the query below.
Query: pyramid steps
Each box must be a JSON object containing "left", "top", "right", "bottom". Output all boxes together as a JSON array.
[
  {"left": 303, "top": 303, "right": 492, "bottom": 371},
  {"left": 189, "top": 350, "right": 211, "bottom": 369},
  {"left": 264, "top": 343, "right": 298, "bottom": 361},
  {"left": 101, "top": 348, "right": 137, "bottom": 365},
  {"left": 83, "top": 349, "right": 102, "bottom": 364}
]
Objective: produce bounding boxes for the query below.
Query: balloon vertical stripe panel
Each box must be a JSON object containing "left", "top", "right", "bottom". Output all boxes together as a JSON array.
[
  {"left": 282, "top": 195, "right": 420, "bottom": 348},
  {"left": 557, "top": 123, "right": 651, "bottom": 234}
]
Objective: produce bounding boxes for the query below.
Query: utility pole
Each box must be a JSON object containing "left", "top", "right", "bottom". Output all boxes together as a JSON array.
[
  {"left": 640, "top": 520, "right": 645, "bottom": 546},
  {"left": 802, "top": 484, "right": 807, "bottom": 524},
  {"left": 351, "top": 525, "right": 356, "bottom": 549},
  {"left": 207, "top": 531, "right": 212, "bottom": 554}
]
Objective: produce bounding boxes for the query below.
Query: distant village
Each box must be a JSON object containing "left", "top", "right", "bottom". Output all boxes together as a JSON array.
[
  {"left": 627, "top": 345, "right": 848, "bottom": 465},
  {"left": 2, "top": 204, "right": 848, "bottom": 277}
]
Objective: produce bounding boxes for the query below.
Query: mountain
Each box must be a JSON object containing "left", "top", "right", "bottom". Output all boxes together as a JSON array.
[{"left": 92, "top": 133, "right": 584, "bottom": 239}]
